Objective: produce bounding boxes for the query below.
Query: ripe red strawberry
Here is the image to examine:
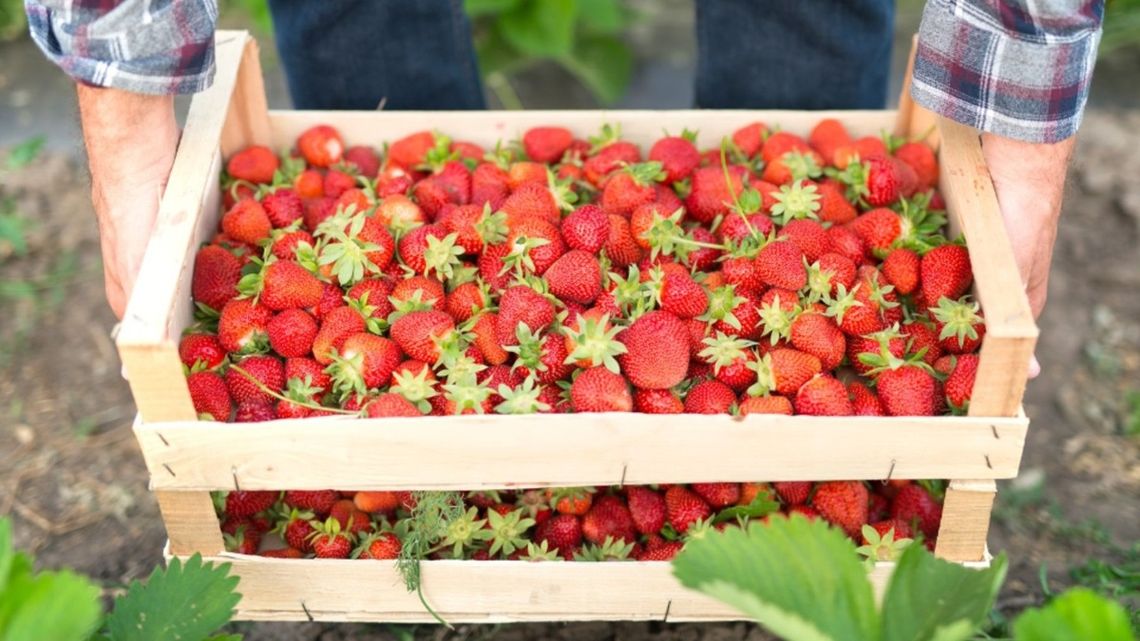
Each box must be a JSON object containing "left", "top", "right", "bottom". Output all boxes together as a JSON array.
[
  {"left": 571, "top": 366, "right": 632, "bottom": 412},
  {"left": 876, "top": 362, "right": 938, "bottom": 416},
  {"left": 683, "top": 379, "right": 736, "bottom": 414},
  {"left": 545, "top": 250, "right": 602, "bottom": 305},
  {"left": 685, "top": 165, "right": 746, "bottom": 224},
  {"left": 322, "top": 169, "right": 356, "bottom": 199},
  {"left": 309, "top": 518, "right": 353, "bottom": 559},
  {"left": 755, "top": 239, "right": 807, "bottom": 290},
  {"left": 271, "top": 229, "right": 314, "bottom": 261},
  {"left": 849, "top": 208, "right": 901, "bottom": 253},
  {"left": 862, "top": 155, "right": 900, "bottom": 206},
  {"left": 267, "top": 309, "right": 318, "bottom": 358},
  {"left": 864, "top": 519, "right": 914, "bottom": 545},
  {"left": 649, "top": 135, "right": 700, "bottom": 183},
  {"left": 738, "top": 394, "right": 794, "bottom": 415},
  {"left": 261, "top": 261, "right": 323, "bottom": 311},
  {"left": 748, "top": 349, "right": 822, "bottom": 397},
  {"left": 312, "top": 306, "right": 366, "bottom": 364},
  {"left": 468, "top": 312, "right": 507, "bottom": 366},
  {"left": 387, "top": 130, "right": 436, "bottom": 169},
  {"left": 780, "top": 218, "right": 832, "bottom": 262},
  {"left": 225, "top": 354, "right": 285, "bottom": 405},
  {"left": 890, "top": 484, "right": 942, "bottom": 539},
  {"left": 581, "top": 494, "right": 636, "bottom": 545},
  {"left": 625, "top": 486, "right": 667, "bottom": 535},
  {"left": 227, "top": 145, "right": 278, "bottom": 184},
  {"left": 260, "top": 547, "right": 305, "bottom": 559},
  {"left": 523, "top": 126, "right": 574, "bottom": 163},
  {"left": 945, "top": 353, "right": 979, "bottom": 411},
  {"left": 789, "top": 311, "right": 845, "bottom": 370},
  {"left": 354, "top": 491, "right": 400, "bottom": 514},
  {"left": 179, "top": 333, "right": 226, "bottom": 369},
  {"left": 930, "top": 296, "right": 986, "bottom": 354},
  {"left": 390, "top": 310, "right": 455, "bottom": 364},
  {"left": 343, "top": 145, "right": 381, "bottom": 177},
  {"left": 222, "top": 199, "right": 272, "bottom": 244},
  {"left": 500, "top": 182, "right": 561, "bottom": 226},
  {"left": 496, "top": 285, "right": 555, "bottom": 346},
  {"left": 285, "top": 490, "right": 339, "bottom": 517},
  {"left": 285, "top": 357, "right": 331, "bottom": 395},
  {"left": 794, "top": 374, "right": 854, "bottom": 416},
  {"left": 691, "top": 483, "right": 741, "bottom": 509},
  {"left": 561, "top": 204, "right": 610, "bottom": 253},
  {"left": 617, "top": 311, "right": 690, "bottom": 390},
  {"left": 634, "top": 388, "right": 684, "bottom": 414},
  {"left": 732, "top": 122, "right": 768, "bottom": 157},
  {"left": 234, "top": 401, "right": 276, "bottom": 422},
  {"left": 356, "top": 531, "right": 402, "bottom": 559},
  {"left": 602, "top": 162, "right": 663, "bottom": 216},
  {"left": 535, "top": 513, "right": 583, "bottom": 553},
  {"left": 330, "top": 499, "right": 372, "bottom": 536},
  {"left": 262, "top": 188, "right": 304, "bottom": 229},
  {"left": 636, "top": 541, "right": 684, "bottom": 561},
  {"left": 816, "top": 180, "right": 858, "bottom": 224},
  {"left": 811, "top": 481, "right": 869, "bottom": 537},
  {"left": 444, "top": 281, "right": 489, "bottom": 323},
  {"left": 808, "top": 118, "right": 852, "bottom": 166},
  {"left": 881, "top": 247, "right": 921, "bottom": 295},
  {"left": 664, "top": 486, "right": 711, "bottom": 534},
  {"left": 471, "top": 162, "right": 511, "bottom": 207},
  {"left": 894, "top": 142, "right": 938, "bottom": 191},
  {"left": 328, "top": 332, "right": 402, "bottom": 394},
  {"left": 659, "top": 271, "right": 708, "bottom": 319},
  {"left": 297, "top": 125, "right": 344, "bottom": 168},
  {"left": 774, "top": 482, "right": 811, "bottom": 506},
  {"left": 192, "top": 245, "right": 243, "bottom": 311},
  {"left": 848, "top": 381, "right": 886, "bottom": 415},
  {"left": 365, "top": 392, "right": 422, "bottom": 417},
  {"left": 602, "top": 214, "right": 644, "bottom": 267},
  {"left": 224, "top": 490, "right": 277, "bottom": 518},
  {"left": 920, "top": 244, "right": 973, "bottom": 307},
  {"left": 901, "top": 320, "right": 943, "bottom": 366},
  {"left": 390, "top": 275, "right": 446, "bottom": 311}
]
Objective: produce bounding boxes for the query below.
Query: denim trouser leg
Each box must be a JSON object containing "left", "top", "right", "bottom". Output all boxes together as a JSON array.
[
  {"left": 694, "top": 0, "right": 895, "bottom": 110},
  {"left": 267, "top": 0, "right": 486, "bottom": 110}
]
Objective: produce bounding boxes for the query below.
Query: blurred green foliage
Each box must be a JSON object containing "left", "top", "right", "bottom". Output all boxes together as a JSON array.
[
  {"left": 0, "top": 0, "right": 26, "bottom": 41},
  {"left": 465, "top": 0, "right": 635, "bottom": 107},
  {"left": 1104, "top": 0, "right": 1140, "bottom": 57}
]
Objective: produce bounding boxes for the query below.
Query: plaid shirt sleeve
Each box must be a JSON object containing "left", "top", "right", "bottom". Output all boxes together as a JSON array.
[
  {"left": 912, "top": 0, "right": 1104, "bottom": 143},
  {"left": 25, "top": 0, "right": 218, "bottom": 95}
]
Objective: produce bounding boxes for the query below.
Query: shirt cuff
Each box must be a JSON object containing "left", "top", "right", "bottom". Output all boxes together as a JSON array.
[
  {"left": 26, "top": 1, "right": 218, "bottom": 96},
  {"left": 911, "top": 0, "right": 1103, "bottom": 144}
]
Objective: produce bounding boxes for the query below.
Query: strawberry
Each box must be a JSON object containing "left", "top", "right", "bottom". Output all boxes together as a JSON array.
[
  {"left": 271, "top": 228, "right": 314, "bottom": 261},
  {"left": 227, "top": 145, "right": 279, "bottom": 184},
  {"left": 353, "top": 491, "right": 399, "bottom": 514},
  {"left": 601, "top": 162, "right": 664, "bottom": 217},
  {"left": 471, "top": 162, "right": 511, "bottom": 207},
  {"left": 664, "top": 486, "right": 711, "bottom": 535},
  {"left": 683, "top": 379, "right": 736, "bottom": 414},
  {"left": 222, "top": 199, "right": 272, "bottom": 244},
  {"left": 260, "top": 547, "right": 305, "bottom": 559},
  {"left": 901, "top": 320, "right": 943, "bottom": 366},
  {"left": 262, "top": 189, "right": 304, "bottom": 229},
  {"left": 944, "top": 353, "right": 979, "bottom": 411},
  {"left": 894, "top": 141, "right": 938, "bottom": 191},
  {"left": 602, "top": 214, "right": 644, "bottom": 267},
  {"left": 881, "top": 247, "right": 921, "bottom": 295},
  {"left": 773, "top": 482, "right": 811, "bottom": 506},
  {"left": 387, "top": 130, "right": 436, "bottom": 169},
  {"left": 327, "top": 332, "right": 403, "bottom": 396},
  {"left": 849, "top": 208, "right": 901, "bottom": 254},
  {"left": 267, "top": 309, "right": 318, "bottom": 358},
  {"left": 755, "top": 238, "right": 807, "bottom": 290},
  {"left": 234, "top": 401, "right": 276, "bottom": 422},
  {"left": 390, "top": 310, "right": 455, "bottom": 364},
  {"left": 261, "top": 260, "right": 323, "bottom": 311},
  {"left": 561, "top": 204, "right": 611, "bottom": 253},
  {"left": 874, "top": 361, "right": 939, "bottom": 416},
  {"left": 685, "top": 165, "right": 746, "bottom": 224},
  {"left": 297, "top": 125, "right": 344, "bottom": 168},
  {"left": 738, "top": 394, "right": 793, "bottom": 415},
  {"left": 322, "top": 169, "right": 356, "bottom": 199},
  {"left": 649, "top": 135, "right": 701, "bottom": 183},
  {"left": 545, "top": 250, "right": 602, "bottom": 305},
  {"left": 794, "top": 374, "right": 854, "bottom": 416},
  {"left": 309, "top": 518, "right": 353, "bottom": 559},
  {"left": 225, "top": 354, "right": 285, "bottom": 405},
  {"left": 571, "top": 366, "right": 632, "bottom": 412},
  {"left": 535, "top": 513, "right": 583, "bottom": 554},
  {"left": 890, "top": 484, "right": 942, "bottom": 539},
  {"left": 617, "top": 311, "right": 690, "bottom": 389},
  {"left": 732, "top": 122, "right": 768, "bottom": 157},
  {"left": 192, "top": 245, "right": 243, "bottom": 311},
  {"left": 780, "top": 218, "right": 831, "bottom": 262},
  {"left": 312, "top": 306, "right": 366, "bottom": 364},
  {"left": 581, "top": 494, "right": 636, "bottom": 545},
  {"left": 691, "top": 483, "right": 741, "bottom": 508},
  {"left": 848, "top": 381, "right": 886, "bottom": 416},
  {"left": 811, "top": 481, "right": 868, "bottom": 537},
  {"left": 636, "top": 541, "right": 684, "bottom": 561},
  {"left": 470, "top": 312, "right": 509, "bottom": 366},
  {"left": 808, "top": 118, "right": 852, "bottom": 166},
  {"left": 859, "top": 156, "right": 900, "bottom": 206},
  {"left": 180, "top": 333, "right": 226, "bottom": 370},
  {"left": 625, "top": 486, "right": 667, "bottom": 535},
  {"left": 523, "top": 126, "right": 574, "bottom": 163},
  {"left": 496, "top": 285, "right": 555, "bottom": 346},
  {"left": 284, "top": 490, "right": 339, "bottom": 517},
  {"left": 507, "top": 161, "right": 547, "bottom": 190},
  {"left": 343, "top": 145, "right": 381, "bottom": 177},
  {"left": 659, "top": 271, "right": 708, "bottom": 319},
  {"left": 390, "top": 275, "right": 446, "bottom": 311},
  {"left": 789, "top": 311, "right": 845, "bottom": 370},
  {"left": 747, "top": 348, "right": 822, "bottom": 397},
  {"left": 920, "top": 244, "right": 973, "bottom": 307},
  {"left": 330, "top": 499, "right": 372, "bottom": 536},
  {"left": 760, "top": 131, "right": 812, "bottom": 164},
  {"left": 816, "top": 180, "right": 858, "bottom": 224},
  {"left": 221, "top": 520, "right": 263, "bottom": 555},
  {"left": 500, "top": 182, "right": 562, "bottom": 226},
  {"left": 285, "top": 357, "right": 331, "bottom": 394},
  {"left": 365, "top": 392, "right": 423, "bottom": 417},
  {"left": 224, "top": 490, "right": 277, "bottom": 518},
  {"left": 634, "top": 388, "right": 684, "bottom": 414},
  {"left": 930, "top": 296, "right": 985, "bottom": 354},
  {"left": 355, "top": 531, "right": 402, "bottom": 560}
]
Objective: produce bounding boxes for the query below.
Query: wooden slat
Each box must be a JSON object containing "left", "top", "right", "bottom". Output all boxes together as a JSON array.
[
  {"left": 934, "top": 480, "right": 997, "bottom": 562},
  {"left": 168, "top": 551, "right": 989, "bottom": 623},
  {"left": 894, "top": 35, "right": 941, "bottom": 149},
  {"left": 938, "top": 118, "right": 1039, "bottom": 418},
  {"left": 220, "top": 34, "right": 272, "bottom": 157},
  {"left": 136, "top": 413, "right": 1027, "bottom": 491},
  {"left": 158, "top": 491, "right": 225, "bottom": 556},
  {"left": 268, "top": 109, "right": 897, "bottom": 150}
]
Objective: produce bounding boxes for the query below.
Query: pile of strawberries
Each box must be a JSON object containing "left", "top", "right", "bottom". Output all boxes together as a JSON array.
[
  {"left": 217, "top": 480, "right": 944, "bottom": 561},
  {"left": 184, "top": 119, "right": 983, "bottom": 422}
]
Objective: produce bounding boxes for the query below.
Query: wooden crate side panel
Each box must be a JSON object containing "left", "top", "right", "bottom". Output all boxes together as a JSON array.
[
  {"left": 137, "top": 413, "right": 1026, "bottom": 491},
  {"left": 158, "top": 491, "right": 224, "bottom": 556},
  {"left": 894, "top": 35, "right": 941, "bottom": 149},
  {"left": 938, "top": 118, "right": 1038, "bottom": 418},
  {"left": 176, "top": 555, "right": 984, "bottom": 623},
  {"left": 268, "top": 109, "right": 897, "bottom": 151},
  {"left": 934, "top": 480, "right": 997, "bottom": 562},
  {"left": 219, "top": 33, "right": 272, "bottom": 156}
]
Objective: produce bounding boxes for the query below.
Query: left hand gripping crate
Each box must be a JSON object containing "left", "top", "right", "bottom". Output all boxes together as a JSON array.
[{"left": 116, "top": 32, "right": 1037, "bottom": 622}]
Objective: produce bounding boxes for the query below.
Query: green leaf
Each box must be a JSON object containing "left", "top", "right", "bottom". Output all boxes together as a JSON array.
[
  {"left": 881, "top": 546, "right": 1006, "bottom": 641},
  {"left": 559, "top": 35, "right": 633, "bottom": 105},
  {"left": 6, "top": 137, "right": 45, "bottom": 170},
  {"left": 104, "top": 555, "right": 241, "bottom": 641},
  {"left": 0, "top": 519, "right": 13, "bottom": 594},
  {"left": 673, "top": 516, "right": 879, "bottom": 641},
  {"left": 0, "top": 570, "right": 102, "bottom": 641},
  {"left": 1013, "top": 588, "right": 1136, "bottom": 641},
  {"left": 576, "top": 0, "right": 627, "bottom": 34},
  {"left": 0, "top": 211, "right": 32, "bottom": 256},
  {"left": 464, "top": 0, "right": 521, "bottom": 17},
  {"left": 711, "top": 489, "right": 780, "bottom": 525},
  {"left": 498, "top": 0, "right": 577, "bottom": 58}
]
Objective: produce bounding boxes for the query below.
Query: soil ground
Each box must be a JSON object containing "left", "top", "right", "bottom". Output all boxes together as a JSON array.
[{"left": 1, "top": 3, "right": 1137, "bottom": 639}]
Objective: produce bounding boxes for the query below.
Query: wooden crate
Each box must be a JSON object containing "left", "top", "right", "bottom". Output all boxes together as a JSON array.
[{"left": 116, "top": 31, "right": 1037, "bottom": 622}]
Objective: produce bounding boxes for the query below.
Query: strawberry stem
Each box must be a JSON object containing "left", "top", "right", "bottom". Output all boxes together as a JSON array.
[{"left": 228, "top": 364, "right": 359, "bottom": 416}]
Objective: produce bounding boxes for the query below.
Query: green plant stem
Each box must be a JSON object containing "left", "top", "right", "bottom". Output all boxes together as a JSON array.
[
  {"left": 486, "top": 72, "right": 524, "bottom": 111},
  {"left": 228, "top": 364, "right": 360, "bottom": 416}
]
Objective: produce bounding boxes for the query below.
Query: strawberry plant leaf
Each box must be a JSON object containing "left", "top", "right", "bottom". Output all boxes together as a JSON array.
[
  {"left": 711, "top": 489, "right": 780, "bottom": 525},
  {"left": 103, "top": 554, "right": 240, "bottom": 641},
  {"left": 576, "top": 0, "right": 627, "bottom": 35},
  {"left": 498, "top": 0, "right": 577, "bottom": 58},
  {"left": 1012, "top": 588, "right": 1136, "bottom": 641},
  {"left": 881, "top": 545, "right": 1006, "bottom": 641},
  {"left": 559, "top": 35, "right": 633, "bottom": 105},
  {"left": 673, "top": 515, "right": 879, "bottom": 641}
]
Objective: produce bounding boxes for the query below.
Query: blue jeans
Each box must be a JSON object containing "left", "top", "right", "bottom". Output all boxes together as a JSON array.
[{"left": 268, "top": 0, "right": 894, "bottom": 111}]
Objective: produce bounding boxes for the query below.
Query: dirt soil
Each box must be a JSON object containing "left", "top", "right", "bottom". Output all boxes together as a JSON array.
[{"left": 1, "top": 114, "right": 1138, "bottom": 641}]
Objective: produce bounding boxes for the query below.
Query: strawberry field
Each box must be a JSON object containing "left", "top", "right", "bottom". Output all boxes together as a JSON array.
[{"left": 1, "top": 2, "right": 1138, "bottom": 639}]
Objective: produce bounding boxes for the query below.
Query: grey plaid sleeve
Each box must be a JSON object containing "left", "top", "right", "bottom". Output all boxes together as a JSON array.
[
  {"left": 912, "top": 0, "right": 1104, "bottom": 144},
  {"left": 25, "top": 0, "right": 218, "bottom": 95}
]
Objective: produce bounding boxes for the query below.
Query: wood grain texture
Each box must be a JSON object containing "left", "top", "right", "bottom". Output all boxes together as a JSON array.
[
  {"left": 938, "top": 118, "right": 1039, "bottom": 418},
  {"left": 136, "top": 413, "right": 1027, "bottom": 491},
  {"left": 934, "top": 480, "right": 998, "bottom": 562},
  {"left": 894, "top": 35, "right": 941, "bottom": 148},
  {"left": 168, "top": 551, "right": 989, "bottom": 623}
]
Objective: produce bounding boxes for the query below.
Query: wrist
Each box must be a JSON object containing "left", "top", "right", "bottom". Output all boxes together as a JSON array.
[{"left": 77, "top": 85, "right": 178, "bottom": 193}]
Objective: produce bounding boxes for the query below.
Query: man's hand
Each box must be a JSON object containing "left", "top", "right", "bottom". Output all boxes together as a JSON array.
[
  {"left": 981, "top": 132, "right": 1076, "bottom": 378},
  {"left": 77, "top": 85, "right": 179, "bottom": 319}
]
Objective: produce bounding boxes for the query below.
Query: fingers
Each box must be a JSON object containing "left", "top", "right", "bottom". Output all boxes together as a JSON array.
[
  {"left": 1028, "top": 355, "right": 1041, "bottom": 379},
  {"left": 103, "top": 261, "right": 127, "bottom": 319}
]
